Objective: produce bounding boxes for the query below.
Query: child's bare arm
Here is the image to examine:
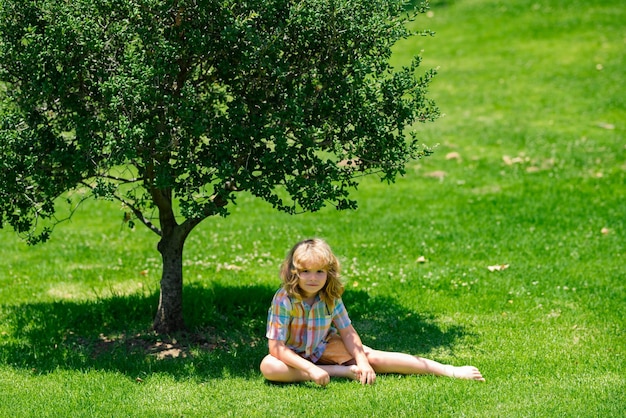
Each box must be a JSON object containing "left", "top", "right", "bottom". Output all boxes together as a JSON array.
[{"left": 339, "top": 325, "right": 376, "bottom": 385}]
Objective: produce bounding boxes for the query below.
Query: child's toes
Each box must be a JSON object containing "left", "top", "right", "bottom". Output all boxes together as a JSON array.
[
  {"left": 454, "top": 366, "right": 486, "bottom": 381},
  {"left": 349, "top": 365, "right": 361, "bottom": 381}
]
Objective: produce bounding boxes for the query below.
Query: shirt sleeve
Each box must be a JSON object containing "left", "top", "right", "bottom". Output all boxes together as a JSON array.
[
  {"left": 331, "top": 297, "right": 352, "bottom": 330},
  {"left": 266, "top": 290, "right": 292, "bottom": 341}
]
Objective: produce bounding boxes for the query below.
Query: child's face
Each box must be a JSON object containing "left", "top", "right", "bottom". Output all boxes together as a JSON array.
[{"left": 297, "top": 260, "right": 328, "bottom": 299}]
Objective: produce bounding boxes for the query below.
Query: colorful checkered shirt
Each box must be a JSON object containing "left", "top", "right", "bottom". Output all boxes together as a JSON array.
[{"left": 266, "top": 287, "right": 352, "bottom": 363}]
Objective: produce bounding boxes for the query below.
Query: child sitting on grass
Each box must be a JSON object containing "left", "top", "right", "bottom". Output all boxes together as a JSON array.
[{"left": 260, "top": 238, "right": 485, "bottom": 386}]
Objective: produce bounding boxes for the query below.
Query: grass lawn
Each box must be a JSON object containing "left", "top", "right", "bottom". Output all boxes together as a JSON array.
[{"left": 1, "top": 0, "right": 624, "bottom": 416}]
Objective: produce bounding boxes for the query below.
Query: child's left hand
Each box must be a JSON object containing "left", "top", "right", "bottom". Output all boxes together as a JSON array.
[{"left": 357, "top": 364, "right": 376, "bottom": 385}]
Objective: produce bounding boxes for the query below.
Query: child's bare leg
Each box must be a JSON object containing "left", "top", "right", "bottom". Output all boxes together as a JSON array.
[
  {"left": 365, "top": 349, "right": 485, "bottom": 381},
  {"left": 260, "top": 354, "right": 360, "bottom": 383}
]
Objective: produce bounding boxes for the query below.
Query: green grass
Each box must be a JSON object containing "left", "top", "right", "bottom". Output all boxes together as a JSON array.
[{"left": 1, "top": 0, "right": 625, "bottom": 416}]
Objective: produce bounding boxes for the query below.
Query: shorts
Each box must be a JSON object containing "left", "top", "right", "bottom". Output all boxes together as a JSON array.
[{"left": 315, "top": 334, "right": 356, "bottom": 366}]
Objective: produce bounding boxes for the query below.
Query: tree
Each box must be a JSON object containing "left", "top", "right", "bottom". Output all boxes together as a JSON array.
[{"left": 0, "top": 0, "right": 438, "bottom": 333}]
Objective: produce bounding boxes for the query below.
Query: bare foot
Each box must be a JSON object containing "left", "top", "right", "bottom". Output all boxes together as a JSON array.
[
  {"left": 347, "top": 365, "right": 361, "bottom": 381},
  {"left": 321, "top": 364, "right": 361, "bottom": 381},
  {"left": 451, "top": 366, "right": 485, "bottom": 382}
]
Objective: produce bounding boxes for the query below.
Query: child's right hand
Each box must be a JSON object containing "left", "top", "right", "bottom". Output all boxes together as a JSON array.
[{"left": 308, "top": 366, "right": 331, "bottom": 386}]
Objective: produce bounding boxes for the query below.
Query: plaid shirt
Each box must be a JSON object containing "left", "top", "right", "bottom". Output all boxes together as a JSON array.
[{"left": 266, "top": 288, "right": 352, "bottom": 362}]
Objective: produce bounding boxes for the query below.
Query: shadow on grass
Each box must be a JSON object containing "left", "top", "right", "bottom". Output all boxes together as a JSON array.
[{"left": 0, "top": 284, "right": 468, "bottom": 381}]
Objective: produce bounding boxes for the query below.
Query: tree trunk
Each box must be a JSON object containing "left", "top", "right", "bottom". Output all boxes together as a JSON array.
[
  {"left": 148, "top": 183, "right": 206, "bottom": 334},
  {"left": 152, "top": 226, "right": 187, "bottom": 334}
]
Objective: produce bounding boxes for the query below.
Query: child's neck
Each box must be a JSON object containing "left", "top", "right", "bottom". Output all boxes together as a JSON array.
[{"left": 302, "top": 293, "right": 318, "bottom": 305}]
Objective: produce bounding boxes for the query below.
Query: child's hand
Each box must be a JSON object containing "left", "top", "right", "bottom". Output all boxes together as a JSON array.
[
  {"left": 308, "top": 366, "right": 331, "bottom": 386},
  {"left": 357, "top": 364, "right": 376, "bottom": 385}
]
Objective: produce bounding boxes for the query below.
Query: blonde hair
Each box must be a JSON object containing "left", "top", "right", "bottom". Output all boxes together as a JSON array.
[{"left": 280, "top": 238, "right": 344, "bottom": 306}]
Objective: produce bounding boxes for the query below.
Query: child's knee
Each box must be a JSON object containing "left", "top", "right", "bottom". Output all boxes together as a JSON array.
[
  {"left": 260, "top": 355, "right": 282, "bottom": 377},
  {"left": 259, "top": 355, "right": 271, "bottom": 375}
]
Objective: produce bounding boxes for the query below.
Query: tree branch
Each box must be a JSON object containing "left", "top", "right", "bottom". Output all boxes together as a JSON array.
[
  {"left": 118, "top": 196, "right": 162, "bottom": 236},
  {"left": 100, "top": 174, "right": 142, "bottom": 184},
  {"left": 79, "top": 180, "right": 162, "bottom": 236}
]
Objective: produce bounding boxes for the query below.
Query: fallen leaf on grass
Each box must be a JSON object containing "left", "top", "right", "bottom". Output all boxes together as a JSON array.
[
  {"left": 597, "top": 122, "right": 615, "bottom": 130},
  {"left": 503, "top": 155, "right": 524, "bottom": 165},
  {"left": 155, "top": 348, "right": 187, "bottom": 360},
  {"left": 445, "top": 152, "right": 461, "bottom": 161},
  {"left": 424, "top": 170, "right": 446, "bottom": 180},
  {"left": 487, "top": 264, "right": 509, "bottom": 272}
]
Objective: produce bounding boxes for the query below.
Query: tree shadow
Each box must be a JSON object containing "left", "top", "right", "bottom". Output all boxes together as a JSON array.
[
  {"left": 343, "top": 291, "right": 467, "bottom": 354},
  {"left": 0, "top": 284, "right": 470, "bottom": 381}
]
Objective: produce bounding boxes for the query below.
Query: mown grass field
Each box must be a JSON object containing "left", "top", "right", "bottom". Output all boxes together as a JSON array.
[{"left": 1, "top": 0, "right": 624, "bottom": 416}]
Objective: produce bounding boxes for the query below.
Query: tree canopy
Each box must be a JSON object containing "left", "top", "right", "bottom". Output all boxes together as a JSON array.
[{"left": 0, "top": 0, "right": 438, "bottom": 332}]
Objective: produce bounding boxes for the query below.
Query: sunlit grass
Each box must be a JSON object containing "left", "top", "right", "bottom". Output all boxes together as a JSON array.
[{"left": 1, "top": 0, "right": 625, "bottom": 416}]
